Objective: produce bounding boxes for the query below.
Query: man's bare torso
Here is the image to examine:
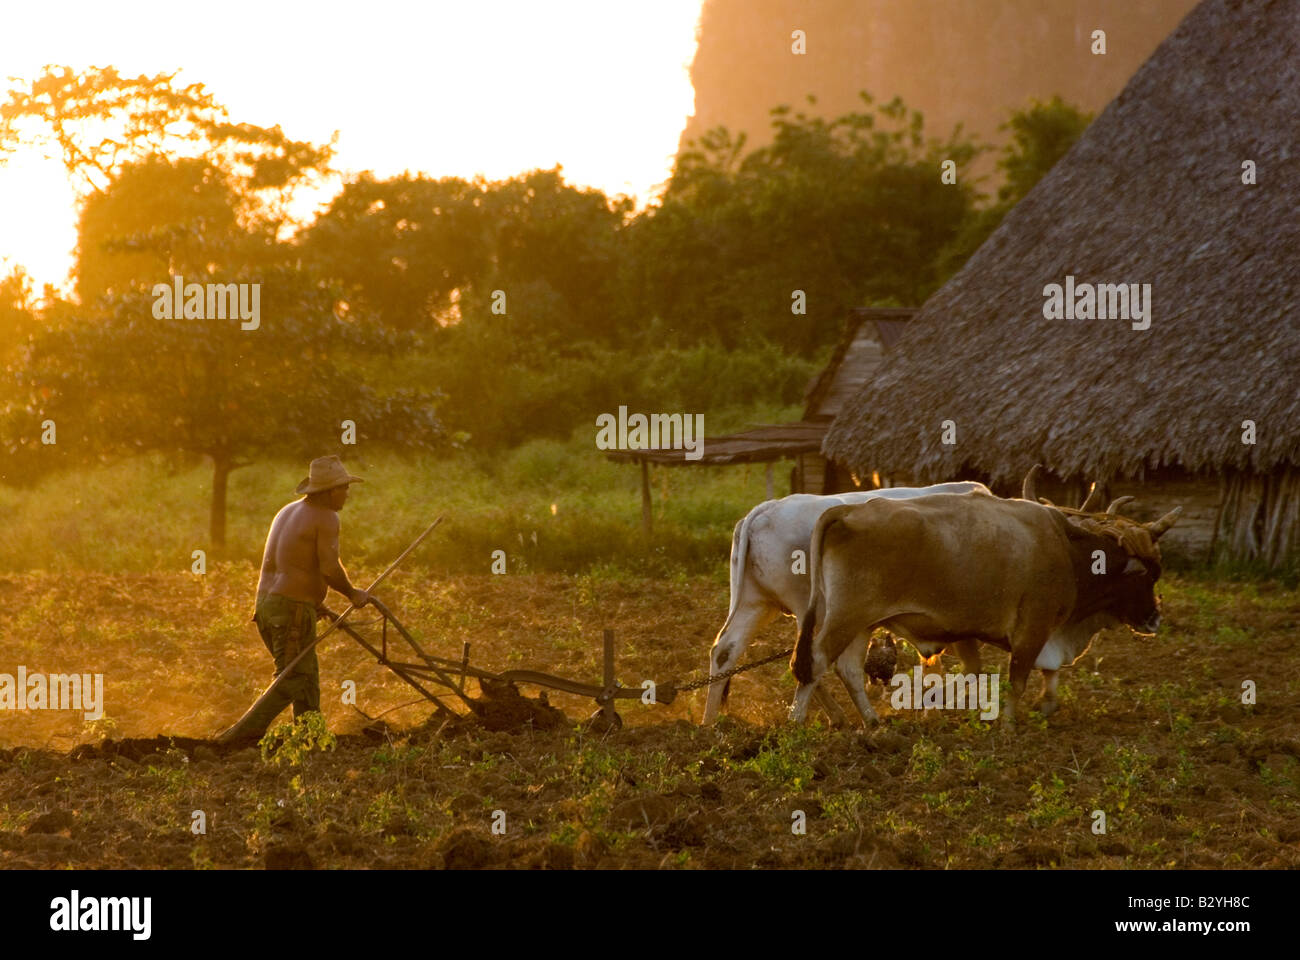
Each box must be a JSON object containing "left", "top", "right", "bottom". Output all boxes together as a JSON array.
[{"left": 256, "top": 499, "right": 339, "bottom": 606}]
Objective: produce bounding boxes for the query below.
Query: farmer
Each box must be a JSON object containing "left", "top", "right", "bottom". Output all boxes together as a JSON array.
[{"left": 222, "top": 455, "right": 373, "bottom": 742}]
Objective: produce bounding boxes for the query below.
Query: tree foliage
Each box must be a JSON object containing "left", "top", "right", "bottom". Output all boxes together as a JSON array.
[
  {"left": 1, "top": 67, "right": 1094, "bottom": 529},
  {"left": 6, "top": 263, "right": 441, "bottom": 545},
  {"left": 302, "top": 166, "right": 632, "bottom": 348},
  {"left": 936, "top": 95, "right": 1093, "bottom": 276},
  {"left": 626, "top": 94, "right": 986, "bottom": 353},
  {"left": 0, "top": 68, "right": 436, "bottom": 546},
  {"left": 0, "top": 65, "right": 333, "bottom": 205}
]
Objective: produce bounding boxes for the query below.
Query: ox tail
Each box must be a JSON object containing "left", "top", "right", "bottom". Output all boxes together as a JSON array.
[
  {"left": 724, "top": 506, "right": 758, "bottom": 623},
  {"left": 791, "top": 507, "right": 839, "bottom": 684},
  {"left": 714, "top": 505, "right": 758, "bottom": 643},
  {"left": 715, "top": 507, "right": 759, "bottom": 706},
  {"left": 792, "top": 601, "right": 818, "bottom": 685}
]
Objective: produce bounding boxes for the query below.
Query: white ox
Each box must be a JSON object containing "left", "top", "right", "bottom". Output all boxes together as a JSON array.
[{"left": 702, "top": 481, "right": 989, "bottom": 725}]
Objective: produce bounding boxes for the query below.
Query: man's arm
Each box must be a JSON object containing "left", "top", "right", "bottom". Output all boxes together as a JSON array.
[{"left": 316, "top": 512, "right": 370, "bottom": 607}]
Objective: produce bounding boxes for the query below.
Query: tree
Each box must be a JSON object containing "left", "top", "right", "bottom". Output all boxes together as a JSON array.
[
  {"left": 996, "top": 95, "right": 1093, "bottom": 207},
  {"left": 76, "top": 156, "right": 246, "bottom": 304},
  {"left": 0, "top": 68, "right": 437, "bottom": 545},
  {"left": 1, "top": 64, "right": 334, "bottom": 307},
  {"left": 0, "top": 65, "right": 333, "bottom": 209},
  {"left": 302, "top": 166, "right": 633, "bottom": 349},
  {"left": 8, "top": 261, "right": 441, "bottom": 547},
  {"left": 0, "top": 265, "right": 36, "bottom": 353},
  {"left": 472, "top": 167, "right": 633, "bottom": 353},
  {"left": 627, "top": 93, "right": 986, "bottom": 354},
  {"left": 302, "top": 172, "right": 489, "bottom": 331},
  {"left": 937, "top": 96, "right": 1093, "bottom": 277}
]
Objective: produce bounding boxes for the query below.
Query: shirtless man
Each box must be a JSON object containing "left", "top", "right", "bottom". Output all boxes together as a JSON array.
[{"left": 225, "top": 455, "right": 372, "bottom": 742}]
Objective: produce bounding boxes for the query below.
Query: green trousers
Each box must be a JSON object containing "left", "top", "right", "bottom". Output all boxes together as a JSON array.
[{"left": 227, "top": 593, "right": 321, "bottom": 741}]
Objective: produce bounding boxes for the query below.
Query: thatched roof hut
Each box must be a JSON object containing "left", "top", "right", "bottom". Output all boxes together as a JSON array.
[{"left": 823, "top": 0, "right": 1300, "bottom": 567}]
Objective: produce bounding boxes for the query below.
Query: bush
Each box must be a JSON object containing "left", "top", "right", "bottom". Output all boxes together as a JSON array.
[{"left": 382, "top": 339, "right": 818, "bottom": 451}]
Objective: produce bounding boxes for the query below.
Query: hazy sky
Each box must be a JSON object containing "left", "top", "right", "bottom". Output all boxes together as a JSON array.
[{"left": 0, "top": 0, "right": 705, "bottom": 295}]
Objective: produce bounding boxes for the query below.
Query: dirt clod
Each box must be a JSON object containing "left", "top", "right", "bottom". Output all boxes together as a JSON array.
[
  {"left": 25, "top": 809, "right": 74, "bottom": 834},
  {"left": 611, "top": 795, "right": 675, "bottom": 828},
  {"left": 265, "top": 843, "right": 314, "bottom": 870},
  {"left": 438, "top": 829, "right": 495, "bottom": 869},
  {"left": 574, "top": 830, "right": 606, "bottom": 867},
  {"left": 469, "top": 678, "right": 569, "bottom": 733}
]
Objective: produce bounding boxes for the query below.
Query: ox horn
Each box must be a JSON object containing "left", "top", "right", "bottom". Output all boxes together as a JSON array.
[
  {"left": 1022, "top": 464, "right": 1042, "bottom": 502},
  {"left": 1105, "top": 495, "right": 1136, "bottom": 516},
  {"left": 1145, "top": 506, "right": 1183, "bottom": 538},
  {"left": 1079, "top": 482, "right": 1105, "bottom": 513}
]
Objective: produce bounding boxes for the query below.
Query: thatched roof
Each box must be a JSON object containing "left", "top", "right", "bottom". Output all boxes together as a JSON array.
[{"left": 824, "top": 0, "right": 1300, "bottom": 484}]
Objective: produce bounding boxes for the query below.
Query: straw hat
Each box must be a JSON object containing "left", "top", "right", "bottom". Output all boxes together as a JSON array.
[{"left": 296, "top": 455, "right": 364, "bottom": 494}]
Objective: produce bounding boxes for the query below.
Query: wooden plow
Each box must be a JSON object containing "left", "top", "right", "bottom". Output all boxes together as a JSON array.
[{"left": 327, "top": 598, "right": 678, "bottom": 730}]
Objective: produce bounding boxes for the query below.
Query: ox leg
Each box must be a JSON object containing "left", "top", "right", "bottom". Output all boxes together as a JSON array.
[
  {"left": 791, "top": 613, "right": 859, "bottom": 725},
  {"left": 1005, "top": 648, "right": 1038, "bottom": 729},
  {"left": 813, "top": 681, "right": 850, "bottom": 727},
  {"left": 1039, "top": 670, "right": 1061, "bottom": 717},
  {"left": 790, "top": 680, "right": 820, "bottom": 724},
  {"left": 952, "top": 638, "right": 983, "bottom": 674},
  {"left": 703, "top": 599, "right": 779, "bottom": 725},
  {"left": 834, "top": 633, "right": 879, "bottom": 726},
  {"left": 951, "top": 638, "right": 990, "bottom": 723}
]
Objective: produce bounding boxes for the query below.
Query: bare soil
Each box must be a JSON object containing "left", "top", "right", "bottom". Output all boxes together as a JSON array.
[{"left": 0, "top": 571, "right": 1296, "bottom": 868}]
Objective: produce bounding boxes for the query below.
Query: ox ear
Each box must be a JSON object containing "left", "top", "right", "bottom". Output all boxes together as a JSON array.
[
  {"left": 1022, "top": 464, "right": 1043, "bottom": 501},
  {"left": 1146, "top": 507, "right": 1183, "bottom": 539}
]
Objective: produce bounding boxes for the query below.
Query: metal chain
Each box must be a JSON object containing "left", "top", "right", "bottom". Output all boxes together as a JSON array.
[{"left": 669, "top": 647, "right": 794, "bottom": 693}]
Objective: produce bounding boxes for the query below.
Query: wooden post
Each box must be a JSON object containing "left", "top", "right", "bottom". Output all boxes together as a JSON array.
[
  {"left": 599, "top": 628, "right": 620, "bottom": 727},
  {"left": 640, "top": 458, "right": 652, "bottom": 535}
]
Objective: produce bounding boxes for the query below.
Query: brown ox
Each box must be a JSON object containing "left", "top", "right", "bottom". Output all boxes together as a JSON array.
[{"left": 788, "top": 483, "right": 1180, "bottom": 725}]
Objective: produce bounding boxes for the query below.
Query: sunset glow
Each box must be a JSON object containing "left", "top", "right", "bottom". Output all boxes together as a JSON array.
[{"left": 0, "top": 0, "right": 704, "bottom": 294}]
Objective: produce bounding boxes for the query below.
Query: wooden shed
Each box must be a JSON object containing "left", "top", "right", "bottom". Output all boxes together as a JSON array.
[{"left": 796, "top": 307, "right": 914, "bottom": 494}]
